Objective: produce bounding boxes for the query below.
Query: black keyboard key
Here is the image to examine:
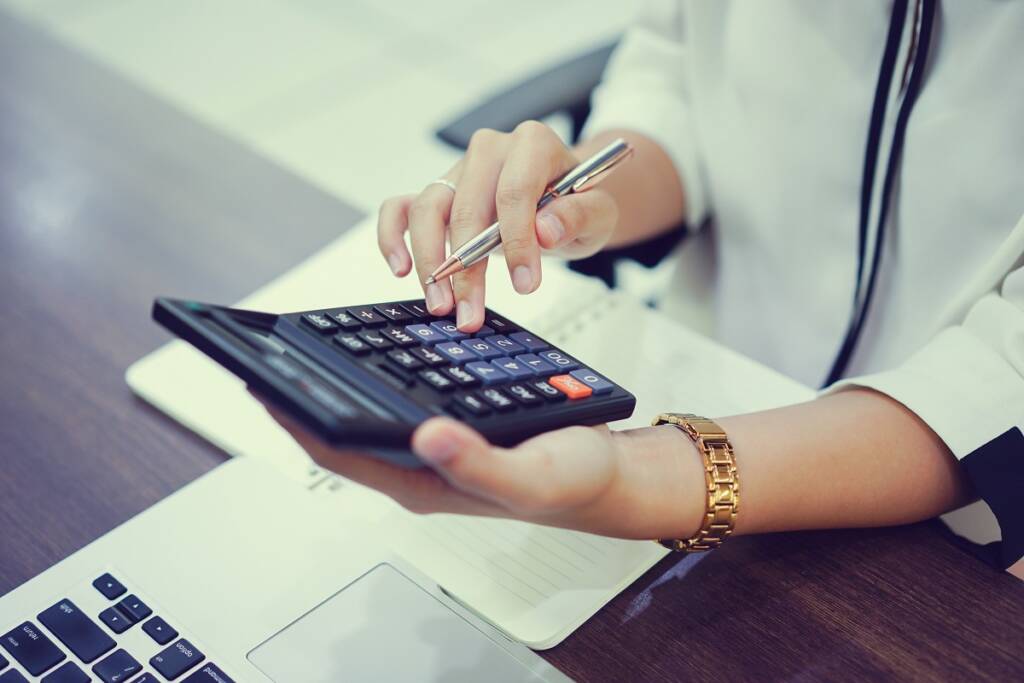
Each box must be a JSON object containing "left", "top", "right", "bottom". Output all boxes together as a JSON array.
[
  {"left": 530, "top": 380, "right": 567, "bottom": 402},
  {"left": 0, "top": 670, "right": 27, "bottom": 682},
  {"left": 374, "top": 304, "right": 412, "bottom": 323},
  {"left": 183, "top": 663, "right": 235, "bottom": 683},
  {"left": 92, "top": 574, "right": 126, "bottom": 600},
  {"left": 150, "top": 639, "right": 204, "bottom": 680},
  {"left": 479, "top": 388, "right": 515, "bottom": 412},
  {"left": 452, "top": 393, "right": 491, "bottom": 416},
  {"left": 375, "top": 363, "right": 414, "bottom": 388},
  {"left": 327, "top": 310, "right": 361, "bottom": 330},
  {"left": 92, "top": 649, "right": 141, "bottom": 683},
  {"left": 133, "top": 675, "right": 159, "bottom": 683},
  {"left": 443, "top": 366, "right": 479, "bottom": 387},
  {"left": 0, "top": 650, "right": 6, "bottom": 669},
  {"left": 116, "top": 595, "right": 152, "bottom": 622},
  {"left": 381, "top": 327, "right": 418, "bottom": 347},
  {"left": 41, "top": 661, "right": 89, "bottom": 683},
  {"left": 142, "top": 616, "right": 178, "bottom": 646},
  {"left": 386, "top": 349, "right": 423, "bottom": 371},
  {"left": 0, "top": 622, "right": 65, "bottom": 676},
  {"left": 507, "top": 383, "right": 543, "bottom": 407},
  {"left": 356, "top": 330, "right": 392, "bottom": 349},
  {"left": 409, "top": 346, "right": 446, "bottom": 367},
  {"left": 484, "top": 314, "right": 515, "bottom": 333},
  {"left": 300, "top": 313, "right": 337, "bottom": 334},
  {"left": 333, "top": 333, "right": 370, "bottom": 355},
  {"left": 346, "top": 306, "right": 386, "bottom": 327},
  {"left": 97, "top": 607, "right": 133, "bottom": 634},
  {"left": 400, "top": 301, "right": 429, "bottom": 319},
  {"left": 419, "top": 369, "right": 455, "bottom": 392},
  {"left": 38, "top": 598, "right": 115, "bottom": 663}
]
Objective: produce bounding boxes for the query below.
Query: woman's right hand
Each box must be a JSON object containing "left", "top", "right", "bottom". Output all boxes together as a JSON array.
[{"left": 376, "top": 122, "right": 621, "bottom": 331}]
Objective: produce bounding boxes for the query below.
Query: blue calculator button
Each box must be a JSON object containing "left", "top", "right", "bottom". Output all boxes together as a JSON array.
[
  {"left": 405, "top": 324, "right": 443, "bottom": 344},
  {"left": 460, "top": 338, "right": 503, "bottom": 360},
  {"left": 436, "top": 342, "right": 472, "bottom": 364},
  {"left": 488, "top": 335, "right": 525, "bottom": 355},
  {"left": 430, "top": 320, "right": 467, "bottom": 340},
  {"left": 540, "top": 349, "right": 579, "bottom": 371},
  {"left": 466, "top": 361, "right": 507, "bottom": 384},
  {"left": 508, "top": 332, "right": 547, "bottom": 352},
  {"left": 490, "top": 358, "right": 533, "bottom": 380},
  {"left": 514, "top": 354, "right": 556, "bottom": 376},
  {"left": 473, "top": 325, "right": 495, "bottom": 337},
  {"left": 569, "top": 368, "right": 614, "bottom": 394}
]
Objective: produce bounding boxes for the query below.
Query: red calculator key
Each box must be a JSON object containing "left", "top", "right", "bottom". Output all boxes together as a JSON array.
[{"left": 548, "top": 375, "right": 592, "bottom": 399}]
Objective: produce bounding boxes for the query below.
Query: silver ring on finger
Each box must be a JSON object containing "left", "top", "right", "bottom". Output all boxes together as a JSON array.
[{"left": 426, "top": 178, "right": 457, "bottom": 194}]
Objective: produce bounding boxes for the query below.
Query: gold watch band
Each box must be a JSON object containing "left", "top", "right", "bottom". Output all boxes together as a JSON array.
[{"left": 652, "top": 413, "right": 739, "bottom": 552}]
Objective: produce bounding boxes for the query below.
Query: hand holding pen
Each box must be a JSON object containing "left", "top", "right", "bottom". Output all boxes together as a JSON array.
[{"left": 376, "top": 123, "right": 634, "bottom": 331}]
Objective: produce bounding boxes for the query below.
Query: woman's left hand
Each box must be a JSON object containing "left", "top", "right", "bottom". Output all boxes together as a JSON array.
[{"left": 262, "top": 404, "right": 703, "bottom": 540}]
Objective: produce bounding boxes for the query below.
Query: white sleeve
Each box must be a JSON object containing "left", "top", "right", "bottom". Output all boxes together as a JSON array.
[
  {"left": 581, "top": 0, "right": 710, "bottom": 228},
  {"left": 826, "top": 215, "right": 1024, "bottom": 572}
]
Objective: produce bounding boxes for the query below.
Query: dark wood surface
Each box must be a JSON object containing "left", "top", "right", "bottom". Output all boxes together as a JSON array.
[{"left": 1, "top": 11, "right": 1022, "bottom": 682}]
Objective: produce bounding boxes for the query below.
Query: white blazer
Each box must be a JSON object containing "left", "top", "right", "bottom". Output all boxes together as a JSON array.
[{"left": 583, "top": 0, "right": 1024, "bottom": 574}]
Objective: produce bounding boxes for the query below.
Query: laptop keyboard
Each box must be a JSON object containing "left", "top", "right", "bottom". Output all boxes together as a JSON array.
[{"left": 0, "top": 573, "right": 232, "bottom": 682}]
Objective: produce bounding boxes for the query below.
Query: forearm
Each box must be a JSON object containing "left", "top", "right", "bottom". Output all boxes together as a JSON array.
[
  {"left": 574, "top": 129, "right": 686, "bottom": 249},
  {"left": 620, "top": 389, "right": 975, "bottom": 541}
]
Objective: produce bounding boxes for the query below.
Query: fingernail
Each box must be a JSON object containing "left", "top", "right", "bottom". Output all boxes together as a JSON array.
[
  {"left": 387, "top": 253, "right": 403, "bottom": 275},
  {"left": 456, "top": 300, "right": 474, "bottom": 329},
  {"left": 425, "top": 283, "right": 445, "bottom": 312},
  {"left": 536, "top": 213, "right": 564, "bottom": 245},
  {"left": 418, "top": 431, "right": 459, "bottom": 465},
  {"left": 512, "top": 265, "right": 534, "bottom": 294}
]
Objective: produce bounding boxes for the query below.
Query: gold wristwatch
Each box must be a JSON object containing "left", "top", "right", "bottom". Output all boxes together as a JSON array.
[{"left": 652, "top": 413, "right": 739, "bottom": 552}]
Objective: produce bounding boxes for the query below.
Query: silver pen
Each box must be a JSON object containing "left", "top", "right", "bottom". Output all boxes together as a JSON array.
[{"left": 425, "top": 138, "right": 634, "bottom": 285}]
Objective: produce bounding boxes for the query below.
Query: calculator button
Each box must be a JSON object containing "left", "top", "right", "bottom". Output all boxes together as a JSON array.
[
  {"left": 466, "top": 361, "right": 506, "bottom": 385},
  {"left": 410, "top": 346, "right": 447, "bottom": 366},
  {"left": 92, "top": 649, "right": 141, "bottom": 683},
  {"left": 490, "top": 358, "right": 533, "bottom": 381},
  {"left": 530, "top": 380, "right": 567, "bottom": 402},
  {"left": 548, "top": 375, "right": 592, "bottom": 399},
  {"left": 97, "top": 608, "right": 133, "bottom": 634},
  {"left": 347, "top": 306, "right": 387, "bottom": 327},
  {"left": 386, "top": 349, "right": 423, "bottom": 371},
  {"left": 405, "top": 324, "right": 444, "bottom": 344},
  {"left": 1, "top": 622, "right": 66, "bottom": 675},
  {"left": 443, "top": 366, "right": 480, "bottom": 387},
  {"left": 436, "top": 342, "right": 471, "bottom": 364},
  {"left": 357, "top": 331, "right": 393, "bottom": 349},
  {"left": 142, "top": 616, "right": 178, "bottom": 646},
  {"left": 484, "top": 314, "right": 515, "bottom": 333},
  {"left": 92, "top": 574, "right": 126, "bottom": 600},
  {"left": 509, "top": 332, "right": 547, "bottom": 352},
  {"left": 472, "top": 324, "right": 495, "bottom": 337},
  {"left": 401, "top": 301, "right": 430, "bottom": 319},
  {"left": 419, "top": 369, "right": 455, "bottom": 392},
  {"left": 150, "top": 639, "right": 205, "bottom": 680},
  {"left": 333, "top": 333, "right": 370, "bottom": 355},
  {"left": 375, "top": 304, "right": 413, "bottom": 323},
  {"left": 38, "top": 598, "right": 115, "bottom": 663},
  {"left": 430, "top": 320, "right": 467, "bottom": 340},
  {"left": 382, "top": 327, "right": 418, "bottom": 347},
  {"left": 570, "top": 368, "right": 615, "bottom": 395},
  {"left": 376, "top": 363, "right": 415, "bottom": 387},
  {"left": 540, "top": 350, "right": 580, "bottom": 371},
  {"left": 479, "top": 388, "right": 516, "bottom": 412},
  {"left": 452, "top": 393, "right": 491, "bottom": 416},
  {"left": 327, "top": 311, "right": 361, "bottom": 330},
  {"left": 507, "top": 384, "right": 543, "bottom": 406},
  {"left": 488, "top": 335, "right": 525, "bottom": 355},
  {"left": 41, "top": 661, "right": 88, "bottom": 683},
  {"left": 514, "top": 353, "right": 556, "bottom": 376},
  {"left": 117, "top": 595, "right": 152, "bottom": 622},
  {"left": 460, "top": 338, "right": 503, "bottom": 360},
  {"left": 301, "top": 313, "right": 337, "bottom": 333}
]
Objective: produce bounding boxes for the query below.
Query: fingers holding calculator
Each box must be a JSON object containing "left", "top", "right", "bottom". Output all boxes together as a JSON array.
[{"left": 376, "top": 122, "right": 624, "bottom": 332}]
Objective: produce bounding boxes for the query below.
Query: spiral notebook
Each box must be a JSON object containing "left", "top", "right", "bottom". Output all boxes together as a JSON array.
[{"left": 126, "top": 217, "right": 813, "bottom": 648}]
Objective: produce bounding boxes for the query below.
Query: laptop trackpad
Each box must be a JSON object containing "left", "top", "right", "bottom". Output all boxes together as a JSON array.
[{"left": 247, "top": 564, "right": 548, "bottom": 682}]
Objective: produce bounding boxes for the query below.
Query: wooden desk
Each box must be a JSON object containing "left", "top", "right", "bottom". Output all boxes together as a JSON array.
[{"left": 1, "top": 12, "right": 1021, "bottom": 682}]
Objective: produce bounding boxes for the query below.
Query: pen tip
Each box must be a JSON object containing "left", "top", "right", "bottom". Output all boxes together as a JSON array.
[{"left": 424, "top": 275, "right": 436, "bottom": 285}]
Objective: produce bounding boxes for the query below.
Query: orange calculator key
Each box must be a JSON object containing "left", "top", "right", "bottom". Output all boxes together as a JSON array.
[{"left": 548, "top": 375, "right": 593, "bottom": 399}]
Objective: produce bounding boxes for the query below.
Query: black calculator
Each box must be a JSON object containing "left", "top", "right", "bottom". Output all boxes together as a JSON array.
[{"left": 152, "top": 297, "right": 636, "bottom": 467}]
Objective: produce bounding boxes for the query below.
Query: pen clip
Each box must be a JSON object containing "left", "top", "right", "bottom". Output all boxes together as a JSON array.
[{"left": 569, "top": 144, "right": 634, "bottom": 193}]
